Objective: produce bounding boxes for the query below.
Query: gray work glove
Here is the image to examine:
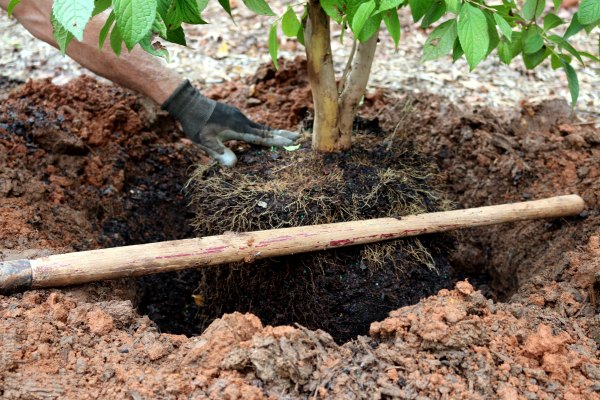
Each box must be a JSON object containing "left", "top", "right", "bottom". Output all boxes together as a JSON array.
[{"left": 161, "top": 80, "right": 299, "bottom": 166}]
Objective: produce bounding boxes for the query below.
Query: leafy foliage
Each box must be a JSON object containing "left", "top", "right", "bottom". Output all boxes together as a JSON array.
[
  {"left": 457, "top": 4, "right": 489, "bottom": 70},
  {"left": 113, "top": 0, "right": 157, "bottom": 50},
  {"left": 52, "top": 0, "right": 95, "bottom": 41},
  {"left": 26, "top": 0, "right": 597, "bottom": 106},
  {"left": 421, "top": 19, "right": 456, "bottom": 62},
  {"left": 266, "top": 0, "right": 597, "bottom": 106}
]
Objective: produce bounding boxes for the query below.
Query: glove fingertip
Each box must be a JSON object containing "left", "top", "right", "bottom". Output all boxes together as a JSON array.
[
  {"left": 215, "top": 148, "right": 238, "bottom": 167},
  {"left": 273, "top": 129, "right": 301, "bottom": 140}
]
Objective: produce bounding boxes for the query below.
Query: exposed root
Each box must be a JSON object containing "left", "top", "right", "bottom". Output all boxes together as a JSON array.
[{"left": 186, "top": 132, "right": 453, "bottom": 341}]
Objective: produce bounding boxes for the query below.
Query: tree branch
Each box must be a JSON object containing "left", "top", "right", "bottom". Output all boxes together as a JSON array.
[
  {"left": 339, "top": 38, "right": 357, "bottom": 94},
  {"left": 337, "top": 34, "right": 378, "bottom": 146}
]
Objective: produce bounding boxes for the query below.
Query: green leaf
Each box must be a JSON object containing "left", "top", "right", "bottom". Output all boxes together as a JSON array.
[
  {"left": 543, "top": 13, "right": 564, "bottom": 30},
  {"left": 421, "top": 19, "right": 457, "bottom": 62},
  {"left": 564, "top": 13, "right": 585, "bottom": 39},
  {"left": 498, "top": 39, "right": 512, "bottom": 64},
  {"left": 409, "top": 0, "right": 434, "bottom": 22},
  {"left": 508, "top": 30, "right": 523, "bottom": 57},
  {"left": 579, "top": 50, "right": 600, "bottom": 62},
  {"left": 383, "top": 9, "right": 401, "bottom": 48},
  {"left": 550, "top": 53, "right": 562, "bottom": 69},
  {"left": 494, "top": 13, "right": 512, "bottom": 41},
  {"left": 562, "top": 60, "right": 579, "bottom": 105},
  {"left": 452, "top": 37, "right": 464, "bottom": 62},
  {"left": 458, "top": 4, "right": 489, "bottom": 70},
  {"left": 421, "top": 1, "right": 446, "bottom": 28},
  {"left": 157, "top": 0, "right": 170, "bottom": 18},
  {"left": 166, "top": 27, "right": 187, "bottom": 45},
  {"left": 444, "top": 0, "right": 461, "bottom": 14},
  {"left": 268, "top": 23, "right": 279, "bottom": 69},
  {"left": 218, "top": 0, "right": 233, "bottom": 17},
  {"left": 92, "top": 0, "right": 111, "bottom": 16},
  {"left": 283, "top": 144, "right": 301, "bottom": 151},
  {"left": 7, "top": 0, "right": 21, "bottom": 17},
  {"left": 584, "top": 20, "right": 599, "bottom": 33},
  {"left": 522, "top": 0, "right": 544, "bottom": 21},
  {"left": 198, "top": 0, "right": 209, "bottom": 13},
  {"left": 379, "top": 0, "right": 404, "bottom": 12},
  {"left": 171, "top": 0, "right": 207, "bottom": 25},
  {"left": 498, "top": 31, "right": 522, "bottom": 64},
  {"left": 52, "top": 0, "right": 94, "bottom": 41},
  {"left": 485, "top": 11, "right": 500, "bottom": 56},
  {"left": 553, "top": 0, "right": 563, "bottom": 10},
  {"left": 346, "top": 0, "right": 364, "bottom": 21},
  {"left": 297, "top": 22, "right": 305, "bottom": 45},
  {"left": 522, "top": 46, "right": 549, "bottom": 69},
  {"left": 358, "top": 14, "right": 382, "bottom": 42},
  {"left": 153, "top": 13, "right": 168, "bottom": 37},
  {"left": 523, "top": 28, "right": 544, "bottom": 54},
  {"left": 282, "top": 7, "right": 301, "bottom": 37},
  {"left": 494, "top": 8, "right": 520, "bottom": 26},
  {"left": 99, "top": 11, "right": 115, "bottom": 48},
  {"left": 320, "top": 0, "right": 343, "bottom": 23},
  {"left": 140, "top": 35, "right": 170, "bottom": 60},
  {"left": 578, "top": 0, "right": 600, "bottom": 24},
  {"left": 51, "top": 12, "right": 75, "bottom": 55},
  {"left": 243, "top": 0, "right": 275, "bottom": 16},
  {"left": 493, "top": 3, "right": 513, "bottom": 17},
  {"left": 113, "top": 0, "right": 156, "bottom": 50},
  {"left": 548, "top": 34, "right": 584, "bottom": 64},
  {"left": 110, "top": 25, "right": 123, "bottom": 56},
  {"left": 351, "top": 0, "right": 376, "bottom": 36}
]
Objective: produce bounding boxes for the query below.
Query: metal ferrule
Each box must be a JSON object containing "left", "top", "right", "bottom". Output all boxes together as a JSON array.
[{"left": 0, "top": 259, "right": 33, "bottom": 294}]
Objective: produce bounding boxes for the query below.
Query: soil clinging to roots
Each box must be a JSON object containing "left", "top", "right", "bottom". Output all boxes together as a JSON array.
[{"left": 187, "top": 132, "right": 454, "bottom": 342}]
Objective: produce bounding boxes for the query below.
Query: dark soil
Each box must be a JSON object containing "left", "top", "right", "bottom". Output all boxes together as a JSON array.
[{"left": 186, "top": 135, "right": 454, "bottom": 342}]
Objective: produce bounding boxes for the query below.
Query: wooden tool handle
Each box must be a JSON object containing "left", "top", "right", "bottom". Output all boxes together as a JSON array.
[{"left": 0, "top": 195, "right": 584, "bottom": 293}]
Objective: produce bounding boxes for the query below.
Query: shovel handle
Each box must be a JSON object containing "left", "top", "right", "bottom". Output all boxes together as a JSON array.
[{"left": 0, "top": 195, "right": 585, "bottom": 294}]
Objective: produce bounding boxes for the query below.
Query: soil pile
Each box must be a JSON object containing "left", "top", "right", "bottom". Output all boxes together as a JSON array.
[
  {"left": 2, "top": 280, "right": 598, "bottom": 398},
  {"left": 0, "top": 75, "right": 203, "bottom": 252},
  {"left": 0, "top": 76, "right": 208, "bottom": 333}
]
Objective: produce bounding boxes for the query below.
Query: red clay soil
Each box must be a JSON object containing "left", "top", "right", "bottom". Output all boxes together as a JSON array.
[{"left": 1, "top": 61, "right": 599, "bottom": 399}]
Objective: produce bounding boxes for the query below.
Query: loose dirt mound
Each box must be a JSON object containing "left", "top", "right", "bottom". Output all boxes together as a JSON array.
[
  {"left": 0, "top": 75, "right": 208, "bottom": 332},
  {"left": 0, "top": 75, "right": 202, "bottom": 251},
  {"left": 1, "top": 64, "right": 599, "bottom": 398},
  {"left": 2, "top": 281, "right": 598, "bottom": 398}
]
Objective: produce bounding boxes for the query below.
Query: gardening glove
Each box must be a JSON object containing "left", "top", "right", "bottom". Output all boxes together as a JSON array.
[{"left": 161, "top": 80, "right": 300, "bottom": 167}]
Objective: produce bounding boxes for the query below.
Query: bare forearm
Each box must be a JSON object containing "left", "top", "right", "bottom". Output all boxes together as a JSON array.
[{"left": 1, "top": 0, "right": 181, "bottom": 104}]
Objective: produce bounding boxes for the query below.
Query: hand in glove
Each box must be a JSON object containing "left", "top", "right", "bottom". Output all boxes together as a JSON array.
[{"left": 162, "top": 80, "right": 299, "bottom": 166}]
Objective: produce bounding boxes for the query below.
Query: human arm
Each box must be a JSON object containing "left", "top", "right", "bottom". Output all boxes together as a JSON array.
[{"left": 1, "top": 0, "right": 299, "bottom": 165}]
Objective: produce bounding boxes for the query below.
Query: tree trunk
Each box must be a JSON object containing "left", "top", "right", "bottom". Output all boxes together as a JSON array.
[
  {"left": 337, "top": 34, "right": 378, "bottom": 149},
  {"left": 304, "top": 3, "right": 379, "bottom": 152},
  {"left": 305, "top": 0, "right": 341, "bottom": 152}
]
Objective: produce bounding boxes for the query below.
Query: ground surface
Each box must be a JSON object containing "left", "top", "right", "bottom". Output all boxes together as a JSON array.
[
  {"left": 1, "top": 3, "right": 600, "bottom": 399},
  {"left": 1, "top": 60, "right": 599, "bottom": 398}
]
